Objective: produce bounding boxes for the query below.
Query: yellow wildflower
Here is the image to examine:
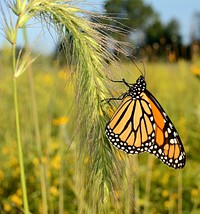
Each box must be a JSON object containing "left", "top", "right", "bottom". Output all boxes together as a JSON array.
[
  {"left": 51, "top": 155, "right": 61, "bottom": 170},
  {"left": 191, "top": 64, "right": 200, "bottom": 75},
  {"left": 164, "top": 200, "right": 170, "bottom": 209},
  {"left": 10, "top": 194, "right": 22, "bottom": 206},
  {"left": 162, "top": 190, "right": 169, "bottom": 198},
  {"left": 50, "top": 142, "right": 59, "bottom": 151},
  {"left": 191, "top": 188, "right": 199, "bottom": 197},
  {"left": 33, "top": 157, "right": 39, "bottom": 166},
  {"left": 52, "top": 116, "right": 69, "bottom": 126},
  {"left": 3, "top": 203, "right": 11, "bottom": 212},
  {"left": 50, "top": 186, "right": 59, "bottom": 197}
]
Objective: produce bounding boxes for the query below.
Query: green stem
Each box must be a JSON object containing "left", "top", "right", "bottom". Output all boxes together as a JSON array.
[
  {"left": 22, "top": 28, "right": 48, "bottom": 214},
  {"left": 12, "top": 43, "right": 30, "bottom": 214}
]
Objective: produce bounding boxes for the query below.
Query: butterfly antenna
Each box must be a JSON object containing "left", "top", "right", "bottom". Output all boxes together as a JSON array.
[
  {"left": 141, "top": 60, "right": 146, "bottom": 78},
  {"left": 127, "top": 55, "right": 145, "bottom": 77}
]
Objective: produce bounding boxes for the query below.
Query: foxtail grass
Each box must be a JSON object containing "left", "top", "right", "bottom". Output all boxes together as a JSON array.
[{"left": 1, "top": 0, "right": 130, "bottom": 213}]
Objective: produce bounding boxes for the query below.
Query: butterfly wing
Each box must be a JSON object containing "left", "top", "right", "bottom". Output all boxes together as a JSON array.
[
  {"left": 106, "top": 94, "right": 156, "bottom": 154},
  {"left": 145, "top": 90, "right": 186, "bottom": 169}
]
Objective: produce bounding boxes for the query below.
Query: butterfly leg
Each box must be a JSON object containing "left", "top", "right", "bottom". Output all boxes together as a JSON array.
[
  {"left": 106, "top": 77, "right": 131, "bottom": 88},
  {"left": 102, "top": 92, "right": 127, "bottom": 104}
]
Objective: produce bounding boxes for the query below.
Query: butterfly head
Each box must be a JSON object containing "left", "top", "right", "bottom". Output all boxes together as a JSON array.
[
  {"left": 128, "top": 76, "right": 146, "bottom": 98},
  {"left": 136, "top": 75, "right": 146, "bottom": 88}
]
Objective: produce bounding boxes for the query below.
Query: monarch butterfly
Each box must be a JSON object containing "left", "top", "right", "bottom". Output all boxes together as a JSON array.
[{"left": 105, "top": 75, "right": 186, "bottom": 169}]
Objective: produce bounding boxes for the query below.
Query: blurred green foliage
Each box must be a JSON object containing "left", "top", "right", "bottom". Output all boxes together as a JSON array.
[{"left": 0, "top": 57, "right": 200, "bottom": 213}]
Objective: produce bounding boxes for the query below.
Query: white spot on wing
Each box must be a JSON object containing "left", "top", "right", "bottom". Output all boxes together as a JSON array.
[{"left": 167, "top": 128, "right": 171, "bottom": 133}]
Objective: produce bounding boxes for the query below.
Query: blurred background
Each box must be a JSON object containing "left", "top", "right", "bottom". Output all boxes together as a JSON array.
[
  {"left": 0, "top": 0, "right": 200, "bottom": 213},
  {"left": 1, "top": 0, "right": 200, "bottom": 62}
]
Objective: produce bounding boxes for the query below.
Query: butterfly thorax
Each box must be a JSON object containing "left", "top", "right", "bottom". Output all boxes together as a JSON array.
[{"left": 127, "top": 76, "right": 146, "bottom": 99}]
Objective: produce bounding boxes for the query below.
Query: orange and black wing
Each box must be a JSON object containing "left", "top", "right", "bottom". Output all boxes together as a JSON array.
[
  {"left": 106, "top": 93, "right": 156, "bottom": 154},
  {"left": 145, "top": 90, "right": 186, "bottom": 169},
  {"left": 105, "top": 75, "right": 186, "bottom": 169}
]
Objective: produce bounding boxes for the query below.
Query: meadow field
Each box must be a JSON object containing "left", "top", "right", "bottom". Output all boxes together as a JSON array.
[{"left": 0, "top": 58, "right": 200, "bottom": 213}]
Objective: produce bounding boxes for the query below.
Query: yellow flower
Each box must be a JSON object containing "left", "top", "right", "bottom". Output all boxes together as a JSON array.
[
  {"left": 33, "top": 157, "right": 39, "bottom": 166},
  {"left": 51, "top": 155, "right": 61, "bottom": 170},
  {"left": 191, "top": 64, "right": 200, "bottom": 75},
  {"left": 50, "top": 186, "right": 59, "bottom": 197},
  {"left": 3, "top": 202, "right": 11, "bottom": 212},
  {"left": 10, "top": 194, "right": 22, "bottom": 206},
  {"left": 191, "top": 188, "right": 199, "bottom": 197},
  {"left": 162, "top": 190, "right": 169, "bottom": 198},
  {"left": 50, "top": 142, "right": 59, "bottom": 151},
  {"left": 52, "top": 116, "right": 69, "bottom": 126},
  {"left": 164, "top": 200, "right": 170, "bottom": 209}
]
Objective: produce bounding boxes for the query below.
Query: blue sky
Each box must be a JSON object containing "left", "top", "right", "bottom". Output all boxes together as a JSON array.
[
  {"left": 144, "top": 0, "right": 200, "bottom": 44},
  {"left": 0, "top": 0, "right": 200, "bottom": 54}
]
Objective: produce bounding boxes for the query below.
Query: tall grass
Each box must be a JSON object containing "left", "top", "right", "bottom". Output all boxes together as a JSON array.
[
  {"left": 1, "top": 0, "right": 129, "bottom": 213},
  {"left": 0, "top": 59, "right": 200, "bottom": 213}
]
